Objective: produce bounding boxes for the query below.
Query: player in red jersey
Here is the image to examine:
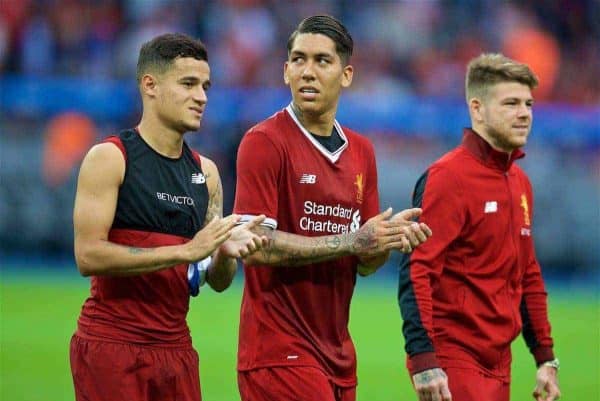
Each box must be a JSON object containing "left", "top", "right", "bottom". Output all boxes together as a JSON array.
[
  {"left": 398, "top": 54, "right": 561, "bottom": 401},
  {"left": 234, "top": 15, "right": 432, "bottom": 401},
  {"left": 70, "top": 33, "right": 266, "bottom": 401}
]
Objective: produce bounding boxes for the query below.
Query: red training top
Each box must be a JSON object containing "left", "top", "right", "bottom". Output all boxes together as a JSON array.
[{"left": 399, "top": 128, "right": 554, "bottom": 380}]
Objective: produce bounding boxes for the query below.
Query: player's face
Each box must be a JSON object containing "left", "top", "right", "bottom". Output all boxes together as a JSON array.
[
  {"left": 477, "top": 82, "right": 534, "bottom": 152},
  {"left": 284, "top": 33, "right": 353, "bottom": 119},
  {"left": 153, "top": 57, "right": 211, "bottom": 134}
]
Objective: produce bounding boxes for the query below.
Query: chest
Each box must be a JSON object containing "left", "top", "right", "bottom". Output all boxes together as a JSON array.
[
  {"left": 280, "top": 142, "right": 368, "bottom": 206},
  {"left": 116, "top": 143, "right": 209, "bottom": 237},
  {"left": 463, "top": 169, "right": 531, "bottom": 237}
]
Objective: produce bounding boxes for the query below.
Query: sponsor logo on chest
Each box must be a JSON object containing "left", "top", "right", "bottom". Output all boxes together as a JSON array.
[
  {"left": 156, "top": 192, "right": 195, "bottom": 206},
  {"left": 300, "top": 200, "right": 361, "bottom": 234}
]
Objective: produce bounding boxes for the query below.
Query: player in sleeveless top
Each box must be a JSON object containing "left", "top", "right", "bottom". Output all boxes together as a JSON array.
[
  {"left": 234, "top": 16, "right": 432, "bottom": 401},
  {"left": 70, "top": 33, "right": 267, "bottom": 401}
]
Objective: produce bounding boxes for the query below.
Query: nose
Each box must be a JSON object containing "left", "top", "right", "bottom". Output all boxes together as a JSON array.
[
  {"left": 193, "top": 87, "right": 207, "bottom": 104},
  {"left": 517, "top": 103, "right": 531, "bottom": 119},
  {"left": 301, "top": 61, "right": 316, "bottom": 80}
]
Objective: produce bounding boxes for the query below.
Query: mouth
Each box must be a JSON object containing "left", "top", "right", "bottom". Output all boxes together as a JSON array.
[
  {"left": 190, "top": 107, "right": 204, "bottom": 116},
  {"left": 298, "top": 86, "right": 319, "bottom": 101}
]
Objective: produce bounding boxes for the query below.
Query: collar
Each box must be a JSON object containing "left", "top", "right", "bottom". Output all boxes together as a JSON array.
[
  {"left": 462, "top": 128, "right": 525, "bottom": 172},
  {"left": 285, "top": 103, "right": 348, "bottom": 163}
]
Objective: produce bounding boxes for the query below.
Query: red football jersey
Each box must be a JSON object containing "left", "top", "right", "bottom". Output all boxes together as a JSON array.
[{"left": 234, "top": 105, "right": 380, "bottom": 386}]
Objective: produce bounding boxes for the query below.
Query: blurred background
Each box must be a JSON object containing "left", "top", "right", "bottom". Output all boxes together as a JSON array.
[{"left": 1, "top": 0, "right": 598, "bottom": 400}]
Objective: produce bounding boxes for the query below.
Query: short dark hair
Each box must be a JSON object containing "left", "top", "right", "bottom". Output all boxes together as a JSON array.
[
  {"left": 466, "top": 53, "right": 538, "bottom": 103},
  {"left": 287, "top": 15, "right": 353, "bottom": 65},
  {"left": 136, "top": 33, "right": 208, "bottom": 83}
]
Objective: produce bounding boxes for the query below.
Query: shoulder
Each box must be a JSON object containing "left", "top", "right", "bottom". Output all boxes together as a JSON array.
[
  {"left": 198, "top": 155, "right": 220, "bottom": 190},
  {"left": 84, "top": 141, "right": 126, "bottom": 167},
  {"left": 244, "top": 110, "right": 290, "bottom": 143},
  {"left": 341, "top": 125, "right": 376, "bottom": 154},
  {"left": 78, "top": 142, "right": 126, "bottom": 186},
  {"left": 421, "top": 147, "right": 467, "bottom": 188},
  {"left": 431, "top": 145, "right": 468, "bottom": 171}
]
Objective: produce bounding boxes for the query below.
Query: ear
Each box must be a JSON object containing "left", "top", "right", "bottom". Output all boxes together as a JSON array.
[
  {"left": 283, "top": 61, "right": 290, "bottom": 86},
  {"left": 469, "top": 97, "right": 484, "bottom": 123},
  {"left": 140, "top": 74, "right": 158, "bottom": 98},
  {"left": 341, "top": 64, "right": 354, "bottom": 88}
]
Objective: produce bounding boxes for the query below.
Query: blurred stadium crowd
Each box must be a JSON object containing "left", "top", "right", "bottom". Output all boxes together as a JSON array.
[
  {"left": 2, "top": 0, "right": 599, "bottom": 102},
  {"left": 0, "top": 0, "right": 598, "bottom": 277}
]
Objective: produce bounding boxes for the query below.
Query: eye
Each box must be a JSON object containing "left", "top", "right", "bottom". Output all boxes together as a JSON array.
[{"left": 182, "top": 81, "right": 193, "bottom": 88}]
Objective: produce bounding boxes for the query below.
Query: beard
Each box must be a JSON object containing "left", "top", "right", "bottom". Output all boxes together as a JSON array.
[{"left": 483, "top": 123, "right": 528, "bottom": 153}]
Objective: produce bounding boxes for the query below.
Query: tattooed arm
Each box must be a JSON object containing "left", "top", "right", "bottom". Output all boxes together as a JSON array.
[
  {"left": 412, "top": 368, "right": 452, "bottom": 401},
  {"left": 73, "top": 143, "right": 238, "bottom": 277},
  {"left": 243, "top": 208, "right": 415, "bottom": 267}
]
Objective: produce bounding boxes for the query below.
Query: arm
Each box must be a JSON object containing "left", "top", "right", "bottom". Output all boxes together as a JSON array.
[
  {"left": 73, "top": 143, "right": 238, "bottom": 277},
  {"left": 243, "top": 207, "right": 414, "bottom": 267},
  {"left": 200, "top": 157, "right": 267, "bottom": 292},
  {"left": 518, "top": 184, "right": 560, "bottom": 401},
  {"left": 398, "top": 167, "right": 464, "bottom": 401}
]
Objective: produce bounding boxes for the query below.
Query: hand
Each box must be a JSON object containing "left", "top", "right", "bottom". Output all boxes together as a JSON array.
[
  {"left": 533, "top": 365, "right": 560, "bottom": 401},
  {"left": 412, "top": 368, "right": 452, "bottom": 401},
  {"left": 352, "top": 208, "right": 403, "bottom": 257},
  {"left": 219, "top": 215, "right": 269, "bottom": 258},
  {"left": 185, "top": 214, "right": 240, "bottom": 262},
  {"left": 389, "top": 208, "right": 432, "bottom": 253}
]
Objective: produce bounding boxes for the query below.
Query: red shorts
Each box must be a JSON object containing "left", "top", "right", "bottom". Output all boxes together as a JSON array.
[
  {"left": 445, "top": 367, "right": 509, "bottom": 401},
  {"left": 238, "top": 366, "right": 355, "bottom": 401},
  {"left": 70, "top": 334, "right": 201, "bottom": 401}
]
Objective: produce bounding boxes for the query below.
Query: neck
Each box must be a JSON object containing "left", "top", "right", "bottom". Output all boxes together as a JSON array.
[
  {"left": 137, "top": 112, "right": 185, "bottom": 158},
  {"left": 471, "top": 124, "right": 513, "bottom": 155},
  {"left": 291, "top": 102, "right": 336, "bottom": 136}
]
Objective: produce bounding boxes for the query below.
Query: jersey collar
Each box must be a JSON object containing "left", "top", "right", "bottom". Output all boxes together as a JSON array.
[
  {"left": 285, "top": 103, "right": 348, "bottom": 163},
  {"left": 462, "top": 128, "right": 525, "bottom": 172}
]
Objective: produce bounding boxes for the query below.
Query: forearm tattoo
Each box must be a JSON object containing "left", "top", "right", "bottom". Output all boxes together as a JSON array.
[
  {"left": 254, "top": 226, "right": 352, "bottom": 266},
  {"left": 128, "top": 247, "right": 152, "bottom": 254}
]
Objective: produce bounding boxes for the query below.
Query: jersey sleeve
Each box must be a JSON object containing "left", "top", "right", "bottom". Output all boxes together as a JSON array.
[
  {"left": 233, "top": 129, "right": 281, "bottom": 229},
  {"left": 519, "top": 178, "right": 555, "bottom": 365},
  {"left": 398, "top": 165, "right": 466, "bottom": 375}
]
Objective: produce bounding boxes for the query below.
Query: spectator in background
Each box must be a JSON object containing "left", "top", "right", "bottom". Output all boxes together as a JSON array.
[
  {"left": 398, "top": 53, "right": 561, "bottom": 401},
  {"left": 233, "top": 15, "right": 432, "bottom": 401},
  {"left": 70, "top": 33, "right": 266, "bottom": 401},
  {"left": 42, "top": 112, "right": 96, "bottom": 187}
]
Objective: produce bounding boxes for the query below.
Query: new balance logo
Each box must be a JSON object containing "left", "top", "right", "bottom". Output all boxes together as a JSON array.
[
  {"left": 484, "top": 201, "right": 498, "bottom": 213},
  {"left": 299, "top": 174, "right": 317, "bottom": 184},
  {"left": 191, "top": 173, "right": 206, "bottom": 184}
]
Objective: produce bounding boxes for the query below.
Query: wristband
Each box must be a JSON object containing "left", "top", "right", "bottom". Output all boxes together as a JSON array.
[
  {"left": 187, "top": 256, "right": 212, "bottom": 297},
  {"left": 540, "top": 358, "right": 560, "bottom": 371}
]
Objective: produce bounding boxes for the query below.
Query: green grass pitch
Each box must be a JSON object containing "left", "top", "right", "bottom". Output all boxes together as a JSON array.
[{"left": 1, "top": 269, "right": 598, "bottom": 400}]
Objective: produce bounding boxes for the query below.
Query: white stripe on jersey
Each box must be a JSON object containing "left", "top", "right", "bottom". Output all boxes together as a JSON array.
[{"left": 239, "top": 214, "right": 278, "bottom": 229}]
